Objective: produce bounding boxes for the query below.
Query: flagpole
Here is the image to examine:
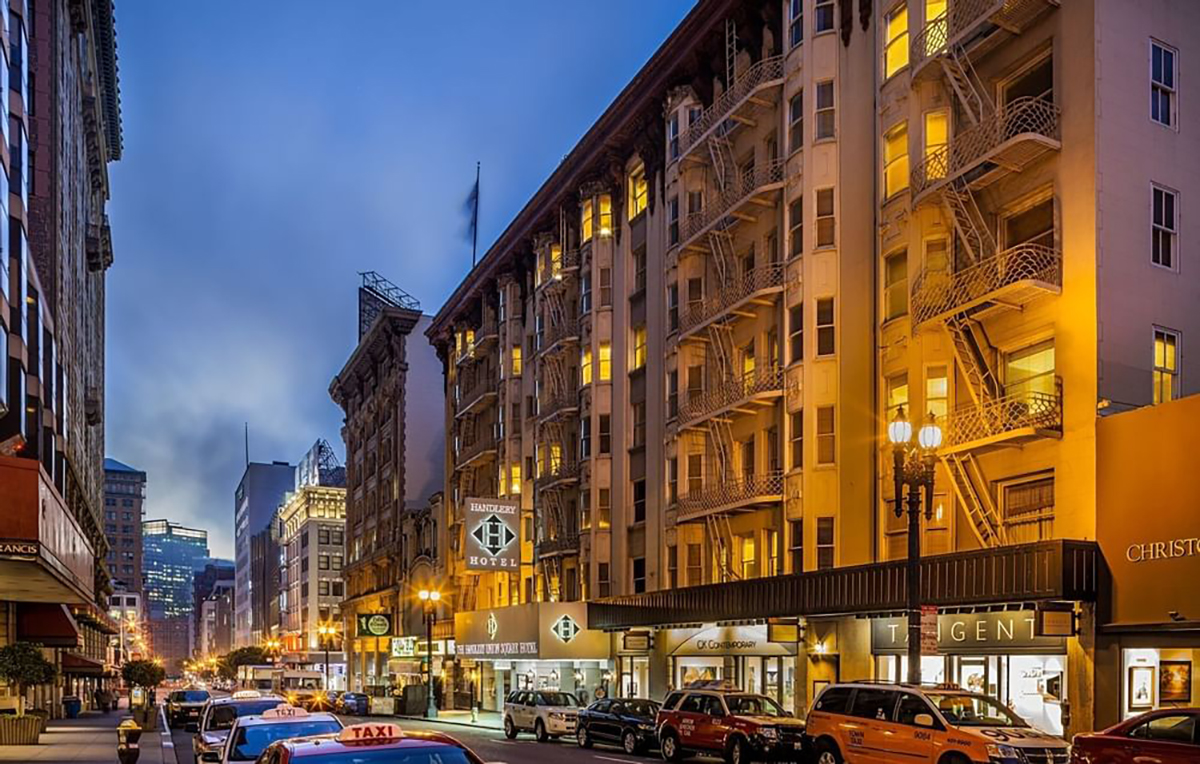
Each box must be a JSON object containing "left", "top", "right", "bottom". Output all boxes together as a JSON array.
[{"left": 472, "top": 162, "right": 480, "bottom": 268}]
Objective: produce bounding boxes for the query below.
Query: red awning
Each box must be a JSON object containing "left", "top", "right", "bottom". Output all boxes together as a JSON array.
[
  {"left": 17, "top": 603, "right": 80, "bottom": 647},
  {"left": 62, "top": 652, "right": 107, "bottom": 676}
]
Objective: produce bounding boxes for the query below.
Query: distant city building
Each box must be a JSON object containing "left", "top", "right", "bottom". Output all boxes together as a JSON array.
[
  {"left": 192, "top": 560, "right": 235, "bottom": 654},
  {"left": 143, "top": 520, "right": 210, "bottom": 620},
  {"left": 234, "top": 461, "right": 296, "bottom": 647},
  {"left": 103, "top": 459, "right": 147, "bottom": 594},
  {"left": 107, "top": 591, "right": 147, "bottom": 666},
  {"left": 199, "top": 580, "right": 235, "bottom": 659}
]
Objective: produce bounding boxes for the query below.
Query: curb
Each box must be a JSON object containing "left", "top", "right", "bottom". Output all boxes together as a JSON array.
[{"left": 392, "top": 714, "right": 504, "bottom": 732}]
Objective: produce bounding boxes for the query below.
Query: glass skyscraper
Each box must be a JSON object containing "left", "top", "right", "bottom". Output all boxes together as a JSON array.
[{"left": 143, "top": 520, "right": 210, "bottom": 619}]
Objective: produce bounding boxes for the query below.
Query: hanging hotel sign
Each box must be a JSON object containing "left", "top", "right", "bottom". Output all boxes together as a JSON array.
[
  {"left": 464, "top": 497, "right": 520, "bottom": 571},
  {"left": 356, "top": 613, "right": 393, "bottom": 638},
  {"left": 871, "top": 610, "right": 1065, "bottom": 655}
]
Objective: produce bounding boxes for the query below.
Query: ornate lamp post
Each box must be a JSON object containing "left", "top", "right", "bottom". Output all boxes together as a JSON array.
[
  {"left": 418, "top": 589, "right": 441, "bottom": 719},
  {"left": 887, "top": 406, "right": 942, "bottom": 684}
]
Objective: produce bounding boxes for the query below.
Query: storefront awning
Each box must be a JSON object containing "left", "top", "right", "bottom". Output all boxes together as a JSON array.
[
  {"left": 590, "top": 540, "right": 1101, "bottom": 630},
  {"left": 62, "top": 652, "right": 108, "bottom": 677},
  {"left": 17, "top": 603, "right": 81, "bottom": 647}
]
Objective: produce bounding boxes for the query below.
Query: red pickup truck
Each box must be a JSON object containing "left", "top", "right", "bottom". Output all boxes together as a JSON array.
[{"left": 655, "top": 688, "right": 806, "bottom": 763}]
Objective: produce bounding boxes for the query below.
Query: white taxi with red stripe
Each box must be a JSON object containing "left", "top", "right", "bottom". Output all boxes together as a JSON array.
[
  {"left": 256, "top": 721, "right": 489, "bottom": 764},
  {"left": 213, "top": 704, "right": 342, "bottom": 764}
]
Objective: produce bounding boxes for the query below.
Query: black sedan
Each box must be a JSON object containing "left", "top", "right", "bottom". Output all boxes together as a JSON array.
[
  {"left": 576, "top": 698, "right": 660, "bottom": 755},
  {"left": 335, "top": 692, "right": 369, "bottom": 715}
]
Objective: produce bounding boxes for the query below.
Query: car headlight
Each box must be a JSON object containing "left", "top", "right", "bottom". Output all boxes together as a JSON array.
[
  {"left": 638, "top": 723, "right": 655, "bottom": 731},
  {"left": 549, "top": 712, "right": 564, "bottom": 720},
  {"left": 759, "top": 726, "right": 779, "bottom": 740},
  {"left": 986, "top": 744, "right": 1021, "bottom": 761}
]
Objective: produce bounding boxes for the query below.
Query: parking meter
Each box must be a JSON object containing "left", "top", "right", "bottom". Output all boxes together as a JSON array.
[{"left": 117, "top": 719, "right": 142, "bottom": 764}]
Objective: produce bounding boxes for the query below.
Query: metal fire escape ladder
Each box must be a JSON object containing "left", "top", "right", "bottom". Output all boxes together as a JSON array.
[
  {"left": 946, "top": 315, "right": 1001, "bottom": 408},
  {"left": 706, "top": 514, "right": 741, "bottom": 583},
  {"left": 940, "top": 46, "right": 993, "bottom": 126},
  {"left": 708, "top": 229, "right": 737, "bottom": 288},
  {"left": 942, "top": 181, "right": 996, "bottom": 266},
  {"left": 942, "top": 452, "right": 1007, "bottom": 548}
]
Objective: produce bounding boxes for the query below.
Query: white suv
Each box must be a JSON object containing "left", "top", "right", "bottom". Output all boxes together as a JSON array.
[{"left": 503, "top": 689, "right": 582, "bottom": 742}]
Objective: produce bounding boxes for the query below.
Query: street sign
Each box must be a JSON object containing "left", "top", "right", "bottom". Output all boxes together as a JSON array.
[
  {"left": 920, "top": 605, "right": 938, "bottom": 655},
  {"left": 464, "top": 497, "right": 521, "bottom": 571}
]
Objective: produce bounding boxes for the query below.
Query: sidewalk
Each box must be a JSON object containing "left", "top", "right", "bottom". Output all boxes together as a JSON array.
[
  {"left": 393, "top": 709, "right": 503, "bottom": 731},
  {"left": 0, "top": 706, "right": 170, "bottom": 764}
]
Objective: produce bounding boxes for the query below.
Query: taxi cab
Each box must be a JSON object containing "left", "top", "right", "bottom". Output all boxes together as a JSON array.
[
  {"left": 213, "top": 705, "right": 342, "bottom": 763},
  {"left": 805, "top": 681, "right": 1070, "bottom": 764},
  {"left": 191, "top": 691, "right": 287, "bottom": 761},
  {"left": 256, "top": 722, "right": 488, "bottom": 764}
]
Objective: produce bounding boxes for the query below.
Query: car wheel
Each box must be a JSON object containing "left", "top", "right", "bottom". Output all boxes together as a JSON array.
[
  {"left": 725, "top": 736, "right": 746, "bottom": 764},
  {"left": 503, "top": 716, "right": 518, "bottom": 739},
  {"left": 535, "top": 719, "right": 549, "bottom": 743},
  {"left": 577, "top": 724, "right": 593, "bottom": 748},
  {"left": 623, "top": 729, "right": 641, "bottom": 755},
  {"left": 660, "top": 730, "right": 684, "bottom": 762},
  {"left": 816, "top": 739, "right": 843, "bottom": 764}
]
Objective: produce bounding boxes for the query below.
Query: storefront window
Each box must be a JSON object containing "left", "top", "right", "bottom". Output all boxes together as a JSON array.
[{"left": 1122, "top": 647, "right": 1199, "bottom": 720}]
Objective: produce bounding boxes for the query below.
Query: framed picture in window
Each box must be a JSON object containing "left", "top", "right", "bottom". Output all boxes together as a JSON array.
[
  {"left": 1129, "top": 665, "right": 1155, "bottom": 710},
  {"left": 1160, "top": 661, "right": 1192, "bottom": 703}
]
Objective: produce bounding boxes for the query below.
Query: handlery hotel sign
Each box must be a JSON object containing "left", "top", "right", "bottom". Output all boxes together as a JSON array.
[{"left": 464, "top": 497, "right": 520, "bottom": 571}]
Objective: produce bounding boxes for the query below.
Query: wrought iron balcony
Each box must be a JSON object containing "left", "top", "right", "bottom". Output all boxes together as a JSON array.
[
  {"left": 538, "top": 390, "right": 579, "bottom": 422},
  {"left": 679, "top": 160, "right": 786, "bottom": 249},
  {"left": 940, "top": 380, "right": 1062, "bottom": 454},
  {"left": 538, "top": 249, "right": 581, "bottom": 291},
  {"left": 678, "top": 470, "right": 784, "bottom": 522},
  {"left": 678, "top": 264, "right": 785, "bottom": 338},
  {"left": 911, "top": 97, "right": 1060, "bottom": 201},
  {"left": 678, "top": 366, "right": 785, "bottom": 428},
  {"left": 538, "top": 534, "right": 581, "bottom": 558},
  {"left": 455, "top": 375, "right": 498, "bottom": 418},
  {"left": 911, "top": 0, "right": 1059, "bottom": 76},
  {"left": 540, "top": 317, "right": 581, "bottom": 355},
  {"left": 535, "top": 461, "right": 581, "bottom": 492},
  {"left": 677, "top": 55, "right": 785, "bottom": 160},
  {"left": 455, "top": 431, "right": 498, "bottom": 469},
  {"left": 456, "top": 319, "right": 499, "bottom": 366},
  {"left": 911, "top": 243, "right": 1061, "bottom": 326}
]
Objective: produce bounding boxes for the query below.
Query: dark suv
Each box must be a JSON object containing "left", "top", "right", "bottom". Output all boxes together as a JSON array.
[
  {"left": 656, "top": 689, "right": 805, "bottom": 763},
  {"left": 166, "top": 689, "right": 211, "bottom": 727}
]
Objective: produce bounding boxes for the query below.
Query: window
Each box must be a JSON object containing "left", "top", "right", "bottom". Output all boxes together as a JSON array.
[
  {"left": 789, "top": 0, "right": 803, "bottom": 48},
  {"left": 886, "top": 374, "right": 909, "bottom": 427},
  {"left": 598, "top": 195, "right": 613, "bottom": 236},
  {"left": 632, "top": 325, "right": 647, "bottom": 370},
  {"left": 668, "top": 196, "right": 680, "bottom": 245},
  {"left": 498, "top": 289, "right": 506, "bottom": 322},
  {"left": 318, "top": 580, "right": 330, "bottom": 597},
  {"left": 816, "top": 188, "right": 835, "bottom": 247},
  {"left": 598, "top": 562, "right": 611, "bottom": 598},
  {"left": 884, "top": 3, "right": 909, "bottom": 78},
  {"left": 598, "top": 489, "right": 611, "bottom": 528},
  {"left": 581, "top": 347, "right": 593, "bottom": 385},
  {"left": 687, "top": 453, "right": 703, "bottom": 495},
  {"left": 1153, "top": 185, "right": 1177, "bottom": 269},
  {"left": 668, "top": 113, "right": 680, "bottom": 160},
  {"left": 628, "top": 165, "right": 648, "bottom": 219},
  {"left": 739, "top": 534, "right": 758, "bottom": 579},
  {"left": 789, "top": 91, "right": 804, "bottom": 152},
  {"left": 1131, "top": 714, "right": 1197, "bottom": 743},
  {"left": 740, "top": 438, "right": 755, "bottom": 481},
  {"left": 687, "top": 543, "right": 702, "bottom": 586},
  {"left": 510, "top": 463, "right": 522, "bottom": 496},
  {"left": 1154, "top": 328, "right": 1181, "bottom": 404},
  {"left": 1004, "top": 340, "right": 1056, "bottom": 397},
  {"left": 816, "top": 298, "right": 835, "bottom": 356},
  {"left": 897, "top": 694, "right": 936, "bottom": 725},
  {"left": 789, "top": 199, "right": 804, "bottom": 258},
  {"left": 924, "top": 111, "right": 948, "bottom": 181},
  {"left": 883, "top": 123, "right": 909, "bottom": 198},
  {"left": 332, "top": 555, "right": 343, "bottom": 570},
  {"left": 332, "top": 581, "right": 344, "bottom": 597},
  {"left": 1151, "top": 41, "right": 1176, "bottom": 127},
  {"left": 817, "top": 406, "right": 835, "bottom": 464},
  {"left": 668, "top": 544, "right": 678, "bottom": 588},
  {"left": 599, "top": 343, "right": 612, "bottom": 380},
  {"left": 580, "top": 271, "right": 592, "bottom": 313},
  {"left": 790, "top": 410, "right": 804, "bottom": 470},
  {"left": 816, "top": 517, "right": 835, "bottom": 569},
  {"left": 319, "top": 529, "right": 330, "bottom": 545},
  {"left": 580, "top": 417, "right": 592, "bottom": 458},
  {"left": 815, "top": 82, "right": 835, "bottom": 139},
  {"left": 332, "top": 530, "right": 344, "bottom": 545},
  {"left": 632, "top": 402, "right": 646, "bottom": 447},
  {"left": 632, "top": 557, "right": 646, "bottom": 593},
  {"left": 667, "top": 457, "right": 678, "bottom": 505},
  {"left": 815, "top": 0, "right": 834, "bottom": 33},
  {"left": 600, "top": 267, "right": 612, "bottom": 306},
  {"left": 580, "top": 491, "right": 591, "bottom": 531},
  {"left": 633, "top": 480, "right": 646, "bottom": 523},
  {"left": 1004, "top": 476, "right": 1055, "bottom": 523},
  {"left": 581, "top": 199, "right": 594, "bottom": 242},
  {"left": 788, "top": 304, "right": 803, "bottom": 366},
  {"left": 511, "top": 345, "right": 522, "bottom": 376},
  {"left": 634, "top": 251, "right": 646, "bottom": 293},
  {"left": 884, "top": 250, "right": 908, "bottom": 320},
  {"left": 926, "top": 366, "right": 949, "bottom": 420},
  {"left": 668, "top": 283, "right": 679, "bottom": 333},
  {"left": 789, "top": 520, "right": 803, "bottom": 572},
  {"left": 599, "top": 414, "right": 611, "bottom": 454},
  {"left": 924, "top": 0, "right": 948, "bottom": 57},
  {"left": 850, "top": 688, "right": 899, "bottom": 721},
  {"left": 668, "top": 369, "right": 679, "bottom": 418}
]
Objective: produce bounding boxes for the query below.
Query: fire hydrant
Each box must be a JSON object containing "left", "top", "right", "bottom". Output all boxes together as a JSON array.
[{"left": 117, "top": 718, "right": 142, "bottom": 764}]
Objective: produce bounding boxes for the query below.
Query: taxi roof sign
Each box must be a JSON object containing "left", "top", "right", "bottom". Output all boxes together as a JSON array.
[
  {"left": 337, "top": 723, "right": 403, "bottom": 743},
  {"left": 260, "top": 704, "right": 309, "bottom": 719},
  {"left": 232, "top": 690, "right": 263, "bottom": 699}
]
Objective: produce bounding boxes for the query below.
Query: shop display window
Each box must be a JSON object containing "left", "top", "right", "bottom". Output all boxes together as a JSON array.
[{"left": 1122, "top": 648, "right": 1199, "bottom": 720}]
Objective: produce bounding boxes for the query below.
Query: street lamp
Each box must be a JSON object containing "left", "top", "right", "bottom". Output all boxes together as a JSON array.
[
  {"left": 887, "top": 406, "right": 942, "bottom": 685},
  {"left": 418, "top": 589, "right": 441, "bottom": 719},
  {"left": 317, "top": 623, "right": 338, "bottom": 692}
]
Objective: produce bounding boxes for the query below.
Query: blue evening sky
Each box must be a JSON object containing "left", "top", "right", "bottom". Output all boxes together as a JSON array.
[{"left": 105, "top": 1, "right": 695, "bottom": 557}]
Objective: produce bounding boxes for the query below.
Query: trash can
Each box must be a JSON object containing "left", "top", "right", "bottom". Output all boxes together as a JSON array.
[{"left": 63, "top": 697, "right": 82, "bottom": 718}]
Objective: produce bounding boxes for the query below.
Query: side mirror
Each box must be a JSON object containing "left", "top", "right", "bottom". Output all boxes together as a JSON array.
[
  {"left": 200, "top": 751, "right": 221, "bottom": 762},
  {"left": 185, "top": 722, "right": 199, "bottom": 733},
  {"left": 914, "top": 713, "right": 934, "bottom": 728}
]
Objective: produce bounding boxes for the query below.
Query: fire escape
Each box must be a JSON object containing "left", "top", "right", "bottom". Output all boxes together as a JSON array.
[{"left": 909, "top": 0, "right": 1062, "bottom": 548}]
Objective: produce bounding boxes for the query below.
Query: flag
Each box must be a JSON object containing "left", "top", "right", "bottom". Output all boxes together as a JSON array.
[{"left": 462, "top": 163, "right": 480, "bottom": 266}]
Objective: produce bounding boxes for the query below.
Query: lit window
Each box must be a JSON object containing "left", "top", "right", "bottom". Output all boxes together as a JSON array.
[
  {"left": 740, "top": 534, "right": 757, "bottom": 579},
  {"left": 817, "top": 406, "right": 835, "bottom": 465},
  {"left": 923, "top": 111, "right": 948, "bottom": 181},
  {"left": 815, "top": 82, "right": 835, "bottom": 140},
  {"left": 628, "top": 165, "right": 647, "bottom": 219},
  {"left": 498, "top": 463, "right": 506, "bottom": 496},
  {"left": 883, "top": 122, "right": 909, "bottom": 198},
  {"left": 926, "top": 366, "right": 949, "bottom": 421},
  {"left": 1151, "top": 41, "right": 1176, "bottom": 128},
  {"left": 884, "top": 3, "right": 909, "bottom": 78},
  {"left": 886, "top": 374, "right": 909, "bottom": 426},
  {"left": 598, "top": 489, "right": 611, "bottom": 529},
  {"left": 581, "top": 199, "right": 594, "bottom": 242},
  {"left": 1152, "top": 184, "right": 1177, "bottom": 269},
  {"left": 815, "top": 0, "right": 834, "bottom": 33},
  {"left": 511, "top": 462, "right": 522, "bottom": 494},
  {"left": 598, "top": 195, "right": 613, "bottom": 236},
  {"left": 511, "top": 345, "right": 522, "bottom": 376},
  {"left": 816, "top": 298, "right": 835, "bottom": 356},
  {"left": 924, "top": 0, "right": 948, "bottom": 57},
  {"left": 550, "top": 245, "right": 562, "bottom": 280},
  {"left": 816, "top": 188, "right": 835, "bottom": 247},
  {"left": 884, "top": 249, "right": 908, "bottom": 320},
  {"left": 1153, "top": 328, "right": 1180, "bottom": 404},
  {"left": 789, "top": 90, "right": 804, "bottom": 152},
  {"left": 599, "top": 343, "right": 612, "bottom": 381},
  {"left": 632, "top": 325, "right": 647, "bottom": 370},
  {"left": 1004, "top": 340, "right": 1056, "bottom": 398},
  {"left": 581, "top": 347, "right": 593, "bottom": 385},
  {"left": 789, "top": 0, "right": 803, "bottom": 48}
]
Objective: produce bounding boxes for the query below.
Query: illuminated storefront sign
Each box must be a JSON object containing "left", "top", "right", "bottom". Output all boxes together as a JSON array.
[
  {"left": 356, "top": 614, "right": 393, "bottom": 637},
  {"left": 871, "top": 610, "right": 1065, "bottom": 655},
  {"left": 455, "top": 602, "right": 609, "bottom": 661},
  {"left": 464, "top": 497, "right": 520, "bottom": 570}
]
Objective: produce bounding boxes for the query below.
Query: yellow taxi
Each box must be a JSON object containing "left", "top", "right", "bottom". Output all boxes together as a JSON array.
[{"left": 805, "top": 681, "right": 1069, "bottom": 764}]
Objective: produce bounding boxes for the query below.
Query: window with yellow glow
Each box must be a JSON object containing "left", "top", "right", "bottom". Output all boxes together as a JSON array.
[
  {"left": 549, "top": 443, "right": 562, "bottom": 473},
  {"left": 1154, "top": 328, "right": 1180, "bottom": 404},
  {"left": 632, "top": 325, "right": 647, "bottom": 370},
  {"left": 511, "top": 345, "right": 522, "bottom": 376},
  {"left": 598, "top": 195, "right": 613, "bottom": 236},
  {"left": 926, "top": 366, "right": 948, "bottom": 420},
  {"left": 741, "top": 341, "right": 756, "bottom": 379},
  {"left": 599, "top": 343, "right": 612, "bottom": 381},
  {"left": 1004, "top": 340, "right": 1056, "bottom": 398},
  {"left": 924, "top": 111, "right": 948, "bottom": 181},
  {"left": 581, "top": 199, "right": 594, "bottom": 242},
  {"left": 581, "top": 347, "right": 593, "bottom": 385},
  {"left": 884, "top": 3, "right": 909, "bottom": 78},
  {"left": 740, "top": 534, "right": 758, "bottom": 579},
  {"left": 498, "top": 464, "right": 507, "bottom": 496},
  {"left": 886, "top": 374, "right": 909, "bottom": 426},
  {"left": 883, "top": 122, "right": 909, "bottom": 198},
  {"left": 510, "top": 463, "right": 522, "bottom": 496},
  {"left": 550, "top": 245, "right": 562, "bottom": 280},
  {"left": 628, "top": 165, "right": 648, "bottom": 220},
  {"left": 924, "top": 0, "right": 947, "bottom": 56}
]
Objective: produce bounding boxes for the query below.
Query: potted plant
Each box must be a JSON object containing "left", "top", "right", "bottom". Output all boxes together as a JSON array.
[
  {"left": 121, "top": 660, "right": 165, "bottom": 730},
  {"left": 0, "top": 642, "right": 56, "bottom": 744}
]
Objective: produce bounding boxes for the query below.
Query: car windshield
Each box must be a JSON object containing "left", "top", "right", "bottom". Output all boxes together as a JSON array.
[
  {"left": 725, "top": 695, "right": 787, "bottom": 717},
  {"left": 172, "top": 691, "right": 210, "bottom": 703},
  {"left": 619, "top": 700, "right": 659, "bottom": 717},
  {"left": 536, "top": 691, "right": 577, "bottom": 707},
  {"left": 208, "top": 700, "right": 286, "bottom": 730},
  {"left": 301, "top": 748, "right": 476, "bottom": 764},
  {"left": 229, "top": 720, "right": 343, "bottom": 761},
  {"left": 926, "top": 694, "right": 1026, "bottom": 727}
]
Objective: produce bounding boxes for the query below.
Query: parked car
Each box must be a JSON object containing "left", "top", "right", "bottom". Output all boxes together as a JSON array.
[
  {"left": 189, "top": 693, "right": 286, "bottom": 761},
  {"left": 805, "top": 681, "right": 1069, "bottom": 764},
  {"left": 656, "top": 688, "right": 805, "bottom": 763},
  {"left": 577, "top": 697, "right": 660, "bottom": 755},
  {"left": 335, "top": 692, "right": 369, "bottom": 716},
  {"left": 209, "top": 706, "right": 342, "bottom": 763},
  {"left": 503, "top": 689, "right": 581, "bottom": 742},
  {"left": 1071, "top": 707, "right": 1200, "bottom": 763},
  {"left": 166, "top": 689, "right": 212, "bottom": 727},
  {"left": 259, "top": 722, "right": 487, "bottom": 764}
]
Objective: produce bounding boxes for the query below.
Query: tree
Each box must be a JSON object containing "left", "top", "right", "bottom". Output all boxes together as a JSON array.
[
  {"left": 121, "top": 660, "right": 166, "bottom": 696},
  {"left": 218, "top": 646, "right": 268, "bottom": 681},
  {"left": 0, "top": 642, "right": 56, "bottom": 715}
]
